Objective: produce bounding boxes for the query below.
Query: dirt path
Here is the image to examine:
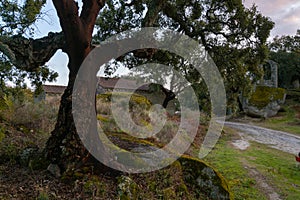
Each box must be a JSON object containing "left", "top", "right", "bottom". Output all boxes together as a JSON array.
[
  {"left": 225, "top": 121, "right": 300, "bottom": 155},
  {"left": 240, "top": 159, "right": 282, "bottom": 200}
]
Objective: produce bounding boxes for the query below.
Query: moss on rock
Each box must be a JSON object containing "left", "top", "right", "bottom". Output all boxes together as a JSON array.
[
  {"left": 249, "top": 86, "right": 286, "bottom": 109},
  {"left": 179, "top": 155, "right": 233, "bottom": 200},
  {"left": 109, "top": 133, "right": 232, "bottom": 199}
]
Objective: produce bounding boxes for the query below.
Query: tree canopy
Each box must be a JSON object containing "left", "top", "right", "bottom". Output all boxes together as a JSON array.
[{"left": 269, "top": 30, "right": 300, "bottom": 88}]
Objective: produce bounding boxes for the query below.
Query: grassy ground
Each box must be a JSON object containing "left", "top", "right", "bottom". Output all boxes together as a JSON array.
[
  {"left": 1, "top": 92, "right": 231, "bottom": 199},
  {"left": 204, "top": 127, "right": 300, "bottom": 200}
]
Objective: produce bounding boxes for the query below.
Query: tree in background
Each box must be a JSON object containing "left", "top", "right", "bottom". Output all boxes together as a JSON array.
[
  {"left": 269, "top": 30, "right": 300, "bottom": 88},
  {"left": 0, "top": 0, "right": 274, "bottom": 172}
]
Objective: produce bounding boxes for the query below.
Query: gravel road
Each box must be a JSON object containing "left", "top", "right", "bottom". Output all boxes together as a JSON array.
[{"left": 224, "top": 121, "right": 300, "bottom": 155}]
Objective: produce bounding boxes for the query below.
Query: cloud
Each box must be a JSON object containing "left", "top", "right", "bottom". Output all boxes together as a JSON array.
[{"left": 243, "top": 0, "right": 300, "bottom": 36}]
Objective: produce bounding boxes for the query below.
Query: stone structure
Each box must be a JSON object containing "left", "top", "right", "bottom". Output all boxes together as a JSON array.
[
  {"left": 258, "top": 60, "right": 278, "bottom": 88},
  {"left": 36, "top": 85, "right": 66, "bottom": 103},
  {"left": 241, "top": 61, "right": 286, "bottom": 118}
]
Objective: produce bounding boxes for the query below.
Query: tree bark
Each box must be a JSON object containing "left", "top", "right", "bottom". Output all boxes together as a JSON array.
[
  {"left": 161, "top": 86, "right": 176, "bottom": 109},
  {"left": 45, "top": 0, "right": 105, "bottom": 171}
]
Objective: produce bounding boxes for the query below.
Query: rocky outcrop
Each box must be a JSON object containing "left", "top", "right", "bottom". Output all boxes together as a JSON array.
[
  {"left": 243, "top": 100, "right": 282, "bottom": 118},
  {"left": 242, "top": 86, "right": 286, "bottom": 118}
]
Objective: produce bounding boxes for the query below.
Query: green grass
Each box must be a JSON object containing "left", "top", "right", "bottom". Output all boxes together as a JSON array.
[
  {"left": 203, "top": 130, "right": 266, "bottom": 200},
  {"left": 203, "top": 127, "right": 300, "bottom": 200},
  {"left": 244, "top": 143, "right": 300, "bottom": 200}
]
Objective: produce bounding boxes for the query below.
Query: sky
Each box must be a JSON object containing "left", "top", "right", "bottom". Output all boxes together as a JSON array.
[
  {"left": 37, "top": 0, "right": 300, "bottom": 86},
  {"left": 243, "top": 0, "right": 300, "bottom": 37}
]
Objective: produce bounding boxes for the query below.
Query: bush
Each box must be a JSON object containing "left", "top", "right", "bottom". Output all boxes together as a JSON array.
[
  {"left": 96, "top": 92, "right": 151, "bottom": 114},
  {"left": 96, "top": 92, "right": 151, "bottom": 125},
  {"left": 0, "top": 87, "right": 58, "bottom": 134}
]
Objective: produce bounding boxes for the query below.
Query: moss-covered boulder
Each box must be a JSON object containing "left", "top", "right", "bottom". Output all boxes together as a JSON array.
[
  {"left": 242, "top": 86, "right": 286, "bottom": 118},
  {"left": 114, "top": 155, "right": 232, "bottom": 199},
  {"left": 179, "top": 155, "right": 232, "bottom": 200},
  {"left": 108, "top": 133, "right": 232, "bottom": 199}
]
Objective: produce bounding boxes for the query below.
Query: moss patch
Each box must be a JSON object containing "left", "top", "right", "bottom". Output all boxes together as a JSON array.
[
  {"left": 249, "top": 86, "right": 286, "bottom": 109},
  {"left": 107, "top": 132, "right": 232, "bottom": 199}
]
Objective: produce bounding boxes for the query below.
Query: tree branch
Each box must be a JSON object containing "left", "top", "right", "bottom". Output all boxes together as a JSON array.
[
  {"left": 142, "top": 0, "right": 166, "bottom": 27},
  {"left": 0, "top": 32, "right": 65, "bottom": 72},
  {"left": 81, "top": 0, "right": 106, "bottom": 37}
]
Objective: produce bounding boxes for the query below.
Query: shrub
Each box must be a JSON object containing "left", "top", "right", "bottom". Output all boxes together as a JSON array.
[
  {"left": 96, "top": 92, "right": 151, "bottom": 114},
  {"left": 0, "top": 87, "right": 58, "bottom": 135}
]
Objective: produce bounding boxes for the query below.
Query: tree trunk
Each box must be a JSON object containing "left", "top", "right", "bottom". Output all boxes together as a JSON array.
[
  {"left": 161, "top": 86, "right": 176, "bottom": 109},
  {"left": 44, "top": 0, "right": 165, "bottom": 172},
  {"left": 44, "top": 0, "right": 105, "bottom": 172},
  {"left": 45, "top": 76, "right": 86, "bottom": 171}
]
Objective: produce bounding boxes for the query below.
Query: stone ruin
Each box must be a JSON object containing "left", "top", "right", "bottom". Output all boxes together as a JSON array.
[
  {"left": 258, "top": 60, "right": 278, "bottom": 88},
  {"left": 241, "top": 60, "right": 286, "bottom": 118}
]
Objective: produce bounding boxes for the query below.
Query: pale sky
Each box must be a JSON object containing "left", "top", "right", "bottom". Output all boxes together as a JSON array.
[
  {"left": 38, "top": 0, "right": 300, "bottom": 86},
  {"left": 243, "top": 0, "right": 300, "bottom": 36}
]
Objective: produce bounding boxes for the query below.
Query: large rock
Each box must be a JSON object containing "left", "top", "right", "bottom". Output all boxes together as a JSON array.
[
  {"left": 109, "top": 133, "right": 232, "bottom": 199},
  {"left": 242, "top": 86, "right": 286, "bottom": 118},
  {"left": 179, "top": 155, "right": 232, "bottom": 199}
]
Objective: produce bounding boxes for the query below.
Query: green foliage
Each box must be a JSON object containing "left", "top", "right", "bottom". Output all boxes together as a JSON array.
[
  {"left": 0, "top": 126, "right": 5, "bottom": 142},
  {"left": 0, "top": 0, "right": 56, "bottom": 90},
  {"left": 82, "top": 176, "right": 106, "bottom": 197},
  {"left": 248, "top": 86, "right": 286, "bottom": 109},
  {"left": 269, "top": 31, "right": 300, "bottom": 88},
  {"left": 269, "top": 30, "right": 300, "bottom": 52},
  {"left": 117, "top": 175, "right": 139, "bottom": 200},
  {"left": 0, "top": 0, "right": 46, "bottom": 35},
  {"left": 37, "top": 191, "right": 49, "bottom": 200},
  {"left": 0, "top": 85, "right": 30, "bottom": 120}
]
